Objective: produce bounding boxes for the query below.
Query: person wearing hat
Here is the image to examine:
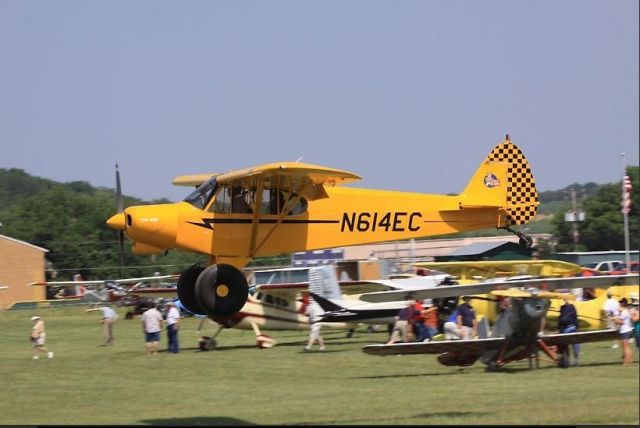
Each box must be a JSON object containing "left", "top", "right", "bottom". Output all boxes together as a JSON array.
[
  {"left": 165, "top": 300, "right": 181, "bottom": 354},
  {"left": 85, "top": 304, "right": 118, "bottom": 346},
  {"left": 603, "top": 291, "right": 621, "bottom": 349},
  {"left": 30, "top": 315, "right": 53, "bottom": 360},
  {"left": 613, "top": 298, "right": 634, "bottom": 366}
]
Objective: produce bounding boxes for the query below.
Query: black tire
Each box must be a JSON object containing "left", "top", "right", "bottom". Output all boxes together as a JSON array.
[
  {"left": 485, "top": 361, "right": 499, "bottom": 372},
  {"left": 177, "top": 264, "right": 206, "bottom": 315},
  {"left": 519, "top": 236, "right": 533, "bottom": 249},
  {"left": 195, "top": 264, "right": 249, "bottom": 317}
]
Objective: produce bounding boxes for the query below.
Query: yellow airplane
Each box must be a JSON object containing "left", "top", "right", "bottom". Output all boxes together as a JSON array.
[
  {"left": 107, "top": 135, "right": 539, "bottom": 319},
  {"left": 414, "top": 260, "right": 640, "bottom": 329}
]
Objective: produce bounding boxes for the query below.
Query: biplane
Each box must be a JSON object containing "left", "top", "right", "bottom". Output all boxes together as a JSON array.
[
  {"left": 107, "top": 135, "right": 539, "bottom": 319},
  {"left": 361, "top": 273, "right": 638, "bottom": 370},
  {"left": 414, "top": 259, "right": 640, "bottom": 329}
]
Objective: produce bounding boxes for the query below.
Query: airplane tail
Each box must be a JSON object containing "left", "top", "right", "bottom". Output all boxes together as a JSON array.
[
  {"left": 308, "top": 265, "right": 343, "bottom": 300},
  {"left": 460, "top": 135, "right": 539, "bottom": 227},
  {"left": 309, "top": 291, "right": 344, "bottom": 312}
]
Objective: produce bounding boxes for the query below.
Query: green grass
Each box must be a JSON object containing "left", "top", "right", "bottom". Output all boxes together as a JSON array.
[{"left": 1, "top": 306, "right": 638, "bottom": 425}]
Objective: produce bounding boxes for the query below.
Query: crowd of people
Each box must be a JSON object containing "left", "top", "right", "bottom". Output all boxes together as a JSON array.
[
  {"left": 27, "top": 291, "right": 640, "bottom": 365},
  {"left": 30, "top": 300, "right": 181, "bottom": 360},
  {"left": 381, "top": 292, "right": 640, "bottom": 367}
]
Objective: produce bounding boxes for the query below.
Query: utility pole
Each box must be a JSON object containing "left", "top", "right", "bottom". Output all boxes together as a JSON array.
[
  {"left": 565, "top": 186, "right": 585, "bottom": 251},
  {"left": 621, "top": 153, "right": 631, "bottom": 270}
]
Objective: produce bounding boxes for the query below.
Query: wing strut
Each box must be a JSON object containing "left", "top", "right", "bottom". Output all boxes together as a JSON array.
[{"left": 248, "top": 179, "right": 266, "bottom": 256}]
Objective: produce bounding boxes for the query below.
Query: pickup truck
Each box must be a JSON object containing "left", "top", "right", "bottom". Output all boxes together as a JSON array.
[{"left": 583, "top": 260, "right": 624, "bottom": 273}]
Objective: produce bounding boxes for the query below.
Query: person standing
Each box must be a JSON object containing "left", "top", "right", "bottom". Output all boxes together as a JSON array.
[
  {"left": 141, "top": 302, "right": 164, "bottom": 355},
  {"left": 304, "top": 298, "right": 325, "bottom": 351},
  {"left": 630, "top": 295, "right": 640, "bottom": 351},
  {"left": 165, "top": 300, "right": 181, "bottom": 354},
  {"left": 30, "top": 315, "right": 53, "bottom": 360},
  {"left": 411, "top": 299, "right": 427, "bottom": 342},
  {"left": 456, "top": 296, "right": 478, "bottom": 340},
  {"left": 614, "top": 298, "right": 634, "bottom": 366},
  {"left": 85, "top": 304, "right": 118, "bottom": 346},
  {"left": 603, "top": 291, "right": 621, "bottom": 348},
  {"left": 558, "top": 296, "right": 580, "bottom": 367}
]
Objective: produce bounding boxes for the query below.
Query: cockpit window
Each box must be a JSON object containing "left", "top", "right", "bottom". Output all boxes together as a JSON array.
[
  {"left": 210, "top": 185, "right": 254, "bottom": 214},
  {"left": 184, "top": 177, "right": 218, "bottom": 210},
  {"left": 205, "top": 183, "right": 308, "bottom": 216}
]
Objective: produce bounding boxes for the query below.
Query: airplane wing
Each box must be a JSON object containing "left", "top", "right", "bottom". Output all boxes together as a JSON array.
[
  {"left": 28, "top": 274, "right": 180, "bottom": 288},
  {"left": 253, "top": 279, "right": 395, "bottom": 298},
  {"left": 539, "top": 329, "right": 620, "bottom": 347},
  {"left": 414, "top": 260, "right": 585, "bottom": 279},
  {"left": 172, "top": 173, "right": 221, "bottom": 187},
  {"left": 362, "top": 337, "right": 505, "bottom": 356},
  {"left": 359, "top": 274, "right": 639, "bottom": 303}
]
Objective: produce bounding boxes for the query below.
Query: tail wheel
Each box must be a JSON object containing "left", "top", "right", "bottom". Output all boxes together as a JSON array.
[
  {"left": 177, "top": 264, "right": 206, "bottom": 315},
  {"left": 195, "top": 264, "right": 249, "bottom": 317}
]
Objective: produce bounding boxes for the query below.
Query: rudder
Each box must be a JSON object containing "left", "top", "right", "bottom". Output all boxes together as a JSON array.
[{"left": 461, "top": 135, "right": 538, "bottom": 227}]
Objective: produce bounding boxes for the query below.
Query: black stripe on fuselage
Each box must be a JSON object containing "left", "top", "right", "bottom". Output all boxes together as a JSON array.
[{"left": 188, "top": 218, "right": 340, "bottom": 230}]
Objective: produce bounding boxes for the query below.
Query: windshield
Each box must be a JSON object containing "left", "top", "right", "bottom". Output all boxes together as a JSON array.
[{"left": 184, "top": 177, "right": 218, "bottom": 209}]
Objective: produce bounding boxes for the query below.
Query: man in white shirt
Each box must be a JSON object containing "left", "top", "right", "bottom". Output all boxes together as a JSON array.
[
  {"left": 86, "top": 304, "right": 118, "bottom": 346},
  {"left": 165, "top": 300, "right": 181, "bottom": 354},
  {"left": 141, "top": 303, "right": 164, "bottom": 355},
  {"left": 603, "top": 292, "right": 621, "bottom": 348}
]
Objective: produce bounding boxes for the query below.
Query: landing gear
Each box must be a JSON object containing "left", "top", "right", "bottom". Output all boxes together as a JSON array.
[
  {"left": 177, "top": 263, "right": 249, "bottom": 318},
  {"left": 500, "top": 225, "right": 533, "bottom": 249},
  {"left": 195, "top": 264, "right": 249, "bottom": 317}
]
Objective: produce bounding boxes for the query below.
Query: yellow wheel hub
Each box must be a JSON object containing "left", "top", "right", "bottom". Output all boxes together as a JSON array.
[{"left": 216, "top": 284, "right": 229, "bottom": 298}]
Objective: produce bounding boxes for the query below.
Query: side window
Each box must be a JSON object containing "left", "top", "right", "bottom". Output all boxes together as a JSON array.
[
  {"left": 210, "top": 185, "right": 254, "bottom": 214},
  {"left": 211, "top": 186, "right": 232, "bottom": 213},
  {"left": 286, "top": 193, "right": 308, "bottom": 215}
]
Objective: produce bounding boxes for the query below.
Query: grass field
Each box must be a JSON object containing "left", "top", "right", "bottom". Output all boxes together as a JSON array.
[{"left": 1, "top": 306, "right": 638, "bottom": 426}]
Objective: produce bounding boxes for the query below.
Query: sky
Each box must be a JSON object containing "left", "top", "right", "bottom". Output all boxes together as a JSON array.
[{"left": 1, "top": 0, "right": 638, "bottom": 203}]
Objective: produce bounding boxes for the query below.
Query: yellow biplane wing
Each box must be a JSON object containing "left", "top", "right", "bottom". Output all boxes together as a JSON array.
[{"left": 415, "top": 260, "right": 585, "bottom": 282}]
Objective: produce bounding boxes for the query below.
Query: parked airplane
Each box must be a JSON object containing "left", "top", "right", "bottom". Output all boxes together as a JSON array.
[
  {"left": 107, "top": 135, "right": 539, "bottom": 319},
  {"left": 309, "top": 273, "right": 458, "bottom": 326},
  {"left": 414, "top": 260, "right": 639, "bottom": 329},
  {"left": 361, "top": 273, "right": 638, "bottom": 371},
  {"left": 29, "top": 274, "right": 179, "bottom": 304}
]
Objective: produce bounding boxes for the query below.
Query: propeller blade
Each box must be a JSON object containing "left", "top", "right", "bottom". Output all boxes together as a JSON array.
[
  {"left": 115, "top": 163, "right": 123, "bottom": 213},
  {"left": 115, "top": 163, "right": 125, "bottom": 275}
]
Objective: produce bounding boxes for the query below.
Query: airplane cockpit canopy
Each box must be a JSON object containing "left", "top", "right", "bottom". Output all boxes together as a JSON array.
[
  {"left": 184, "top": 176, "right": 308, "bottom": 216},
  {"left": 184, "top": 176, "right": 218, "bottom": 210}
]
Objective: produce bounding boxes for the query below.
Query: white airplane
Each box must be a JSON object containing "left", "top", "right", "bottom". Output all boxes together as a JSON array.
[
  {"left": 190, "top": 265, "right": 463, "bottom": 349},
  {"left": 29, "top": 274, "right": 180, "bottom": 303}
]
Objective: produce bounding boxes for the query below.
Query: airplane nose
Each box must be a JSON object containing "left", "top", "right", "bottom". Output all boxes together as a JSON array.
[{"left": 107, "top": 213, "right": 126, "bottom": 230}]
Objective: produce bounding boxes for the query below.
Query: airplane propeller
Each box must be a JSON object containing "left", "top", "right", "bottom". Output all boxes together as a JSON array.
[{"left": 115, "top": 164, "right": 125, "bottom": 273}]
